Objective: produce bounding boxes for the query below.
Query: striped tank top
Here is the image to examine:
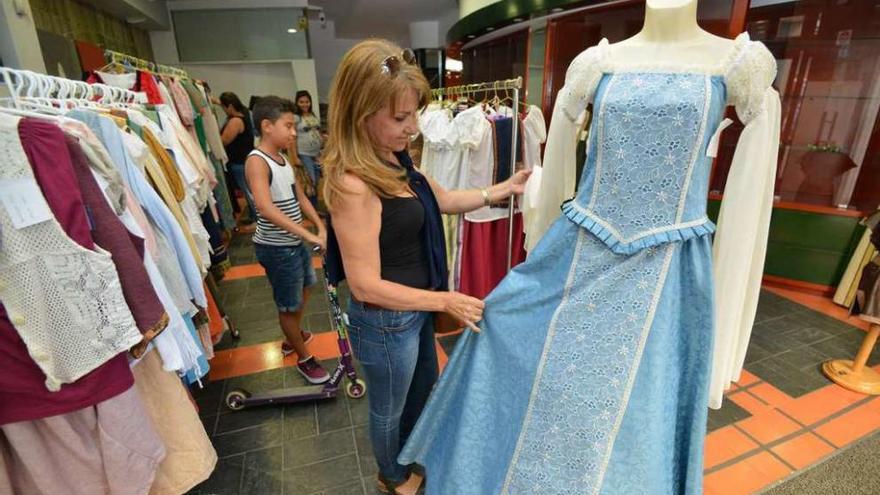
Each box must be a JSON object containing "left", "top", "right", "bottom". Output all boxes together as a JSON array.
[{"left": 249, "top": 149, "right": 303, "bottom": 246}]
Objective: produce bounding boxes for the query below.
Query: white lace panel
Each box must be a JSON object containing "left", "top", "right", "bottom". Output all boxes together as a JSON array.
[
  {"left": 725, "top": 40, "right": 778, "bottom": 124},
  {"left": 0, "top": 115, "right": 142, "bottom": 391}
]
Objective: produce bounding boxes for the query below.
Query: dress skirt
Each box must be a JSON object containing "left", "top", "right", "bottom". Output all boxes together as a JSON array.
[{"left": 399, "top": 215, "right": 715, "bottom": 495}]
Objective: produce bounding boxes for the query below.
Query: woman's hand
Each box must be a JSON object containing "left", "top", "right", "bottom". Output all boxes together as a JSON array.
[
  {"left": 306, "top": 233, "right": 327, "bottom": 253},
  {"left": 506, "top": 169, "right": 532, "bottom": 195},
  {"left": 442, "top": 292, "right": 486, "bottom": 333}
]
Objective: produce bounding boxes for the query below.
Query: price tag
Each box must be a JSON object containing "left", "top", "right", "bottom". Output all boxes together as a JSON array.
[{"left": 0, "top": 178, "right": 53, "bottom": 229}]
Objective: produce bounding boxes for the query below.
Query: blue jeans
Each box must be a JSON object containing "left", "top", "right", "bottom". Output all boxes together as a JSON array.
[
  {"left": 347, "top": 300, "right": 438, "bottom": 483},
  {"left": 229, "top": 162, "right": 257, "bottom": 220},
  {"left": 254, "top": 243, "right": 317, "bottom": 312}
]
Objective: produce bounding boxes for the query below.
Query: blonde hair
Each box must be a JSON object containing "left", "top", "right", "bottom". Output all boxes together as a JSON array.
[{"left": 322, "top": 39, "right": 431, "bottom": 209}]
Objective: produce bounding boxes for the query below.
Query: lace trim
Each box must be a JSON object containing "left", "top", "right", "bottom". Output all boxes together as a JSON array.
[
  {"left": 598, "top": 32, "right": 751, "bottom": 75},
  {"left": 562, "top": 201, "right": 715, "bottom": 255}
]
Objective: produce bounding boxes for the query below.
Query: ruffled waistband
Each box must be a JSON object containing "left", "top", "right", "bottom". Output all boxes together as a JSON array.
[{"left": 561, "top": 201, "right": 715, "bottom": 255}]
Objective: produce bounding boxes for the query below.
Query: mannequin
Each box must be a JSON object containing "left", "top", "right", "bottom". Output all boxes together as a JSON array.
[
  {"left": 612, "top": 0, "right": 733, "bottom": 66},
  {"left": 398, "top": 4, "right": 781, "bottom": 491}
]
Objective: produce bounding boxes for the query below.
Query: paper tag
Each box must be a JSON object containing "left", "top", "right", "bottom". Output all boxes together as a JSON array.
[
  {"left": 706, "top": 118, "right": 734, "bottom": 158},
  {"left": 0, "top": 178, "right": 53, "bottom": 229}
]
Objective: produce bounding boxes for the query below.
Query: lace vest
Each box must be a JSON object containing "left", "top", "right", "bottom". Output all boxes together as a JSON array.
[{"left": 0, "top": 114, "right": 142, "bottom": 391}]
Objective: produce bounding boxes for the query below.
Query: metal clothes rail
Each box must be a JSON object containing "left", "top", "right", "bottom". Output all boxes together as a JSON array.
[
  {"left": 104, "top": 49, "right": 189, "bottom": 79},
  {"left": 431, "top": 77, "right": 523, "bottom": 271}
]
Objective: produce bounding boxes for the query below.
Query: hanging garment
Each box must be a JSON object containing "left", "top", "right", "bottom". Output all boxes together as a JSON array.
[
  {"left": 132, "top": 351, "right": 216, "bottom": 495},
  {"left": 96, "top": 70, "right": 137, "bottom": 90},
  {"left": 138, "top": 71, "right": 165, "bottom": 105},
  {"left": 458, "top": 214, "right": 527, "bottom": 300},
  {"left": 62, "top": 120, "right": 128, "bottom": 214},
  {"left": 854, "top": 211, "right": 880, "bottom": 324},
  {"left": 399, "top": 34, "right": 781, "bottom": 493},
  {"left": 0, "top": 113, "right": 142, "bottom": 392},
  {"left": 57, "top": 128, "right": 170, "bottom": 356},
  {"left": 0, "top": 386, "right": 166, "bottom": 495},
  {"left": 167, "top": 78, "right": 196, "bottom": 129},
  {"left": 69, "top": 110, "right": 207, "bottom": 309}
]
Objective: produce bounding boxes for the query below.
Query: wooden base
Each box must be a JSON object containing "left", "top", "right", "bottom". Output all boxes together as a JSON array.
[{"left": 822, "top": 359, "right": 880, "bottom": 395}]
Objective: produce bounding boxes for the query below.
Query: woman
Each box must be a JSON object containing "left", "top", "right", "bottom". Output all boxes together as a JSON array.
[
  {"left": 219, "top": 91, "right": 257, "bottom": 222},
  {"left": 323, "top": 39, "right": 530, "bottom": 495},
  {"left": 294, "top": 90, "right": 323, "bottom": 204}
]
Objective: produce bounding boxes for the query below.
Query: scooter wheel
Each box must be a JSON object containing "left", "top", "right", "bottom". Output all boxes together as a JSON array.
[
  {"left": 346, "top": 379, "right": 367, "bottom": 399},
  {"left": 225, "top": 389, "right": 250, "bottom": 411}
]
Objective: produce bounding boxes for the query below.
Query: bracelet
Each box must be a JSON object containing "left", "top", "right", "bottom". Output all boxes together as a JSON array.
[{"left": 480, "top": 188, "right": 491, "bottom": 206}]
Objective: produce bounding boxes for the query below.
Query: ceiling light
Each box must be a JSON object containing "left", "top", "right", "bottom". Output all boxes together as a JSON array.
[
  {"left": 287, "top": 28, "right": 298, "bottom": 33},
  {"left": 513, "top": 17, "right": 523, "bottom": 22},
  {"left": 467, "top": 34, "right": 476, "bottom": 39},
  {"left": 551, "top": 7, "right": 564, "bottom": 13},
  {"left": 486, "top": 26, "right": 495, "bottom": 32}
]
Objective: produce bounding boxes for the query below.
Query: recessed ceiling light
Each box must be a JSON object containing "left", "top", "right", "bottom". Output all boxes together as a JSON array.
[
  {"left": 486, "top": 26, "right": 495, "bottom": 31},
  {"left": 513, "top": 17, "right": 523, "bottom": 22},
  {"left": 467, "top": 34, "right": 476, "bottom": 39},
  {"left": 287, "top": 28, "right": 298, "bottom": 33},
  {"left": 551, "top": 7, "right": 564, "bottom": 13}
]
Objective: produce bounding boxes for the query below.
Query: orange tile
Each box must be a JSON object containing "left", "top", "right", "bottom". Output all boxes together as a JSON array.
[
  {"left": 814, "top": 401, "right": 880, "bottom": 448},
  {"left": 728, "top": 391, "right": 773, "bottom": 416},
  {"left": 747, "top": 382, "right": 793, "bottom": 408},
  {"left": 737, "top": 409, "right": 802, "bottom": 444},
  {"left": 736, "top": 370, "right": 761, "bottom": 388},
  {"left": 779, "top": 384, "right": 867, "bottom": 426},
  {"left": 224, "top": 263, "right": 266, "bottom": 280},
  {"left": 436, "top": 340, "right": 449, "bottom": 373},
  {"left": 770, "top": 432, "right": 835, "bottom": 469},
  {"left": 704, "top": 451, "right": 792, "bottom": 495},
  {"left": 312, "top": 256, "right": 322, "bottom": 270},
  {"left": 704, "top": 425, "right": 761, "bottom": 470}
]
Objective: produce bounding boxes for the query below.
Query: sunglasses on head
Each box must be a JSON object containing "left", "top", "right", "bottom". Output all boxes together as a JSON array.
[{"left": 381, "top": 48, "right": 417, "bottom": 76}]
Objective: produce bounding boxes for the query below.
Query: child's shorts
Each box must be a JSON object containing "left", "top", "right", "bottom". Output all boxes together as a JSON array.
[{"left": 254, "top": 243, "right": 317, "bottom": 313}]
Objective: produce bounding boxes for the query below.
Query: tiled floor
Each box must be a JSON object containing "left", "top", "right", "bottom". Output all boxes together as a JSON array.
[{"left": 188, "top": 229, "right": 880, "bottom": 495}]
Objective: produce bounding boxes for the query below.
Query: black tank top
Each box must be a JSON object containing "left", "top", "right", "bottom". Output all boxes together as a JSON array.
[
  {"left": 379, "top": 196, "right": 431, "bottom": 289},
  {"left": 223, "top": 115, "right": 254, "bottom": 165}
]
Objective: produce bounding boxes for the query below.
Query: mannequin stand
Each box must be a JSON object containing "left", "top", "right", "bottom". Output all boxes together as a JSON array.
[{"left": 823, "top": 323, "right": 880, "bottom": 395}]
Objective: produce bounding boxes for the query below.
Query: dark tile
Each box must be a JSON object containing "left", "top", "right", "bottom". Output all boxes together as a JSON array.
[
  {"left": 194, "top": 378, "right": 228, "bottom": 417},
  {"left": 707, "top": 398, "right": 751, "bottom": 431},
  {"left": 284, "top": 429, "right": 356, "bottom": 469},
  {"left": 213, "top": 421, "right": 284, "bottom": 458},
  {"left": 241, "top": 446, "right": 284, "bottom": 494},
  {"left": 811, "top": 336, "right": 857, "bottom": 361},
  {"left": 325, "top": 480, "right": 367, "bottom": 495},
  {"left": 283, "top": 402, "right": 318, "bottom": 440},
  {"left": 348, "top": 394, "right": 370, "bottom": 427},
  {"left": 306, "top": 313, "right": 331, "bottom": 333},
  {"left": 749, "top": 331, "right": 805, "bottom": 356},
  {"left": 215, "top": 407, "right": 283, "bottom": 435},
  {"left": 317, "top": 396, "right": 352, "bottom": 433},
  {"left": 200, "top": 414, "right": 218, "bottom": 437},
  {"left": 193, "top": 454, "right": 243, "bottom": 495},
  {"left": 744, "top": 343, "right": 772, "bottom": 365},
  {"left": 776, "top": 346, "right": 832, "bottom": 372},
  {"left": 784, "top": 325, "right": 836, "bottom": 346},
  {"left": 284, "top": 454, "right": 361, "bottom": 494}
]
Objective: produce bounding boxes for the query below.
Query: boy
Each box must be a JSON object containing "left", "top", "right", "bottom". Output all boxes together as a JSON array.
[{"left": 246, "top": 96, "right": 330, "bottom": 384}]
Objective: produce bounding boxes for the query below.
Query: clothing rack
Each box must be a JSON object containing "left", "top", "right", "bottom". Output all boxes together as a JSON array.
[
  {"left": 0, "top": 67, "right": 147, "bottom": 109},
  {"left": 431, "top": 77, "right": 523, "bottom": 271},
  {"left": 104, "top": 49, "right": 189, "bottom": 79}
]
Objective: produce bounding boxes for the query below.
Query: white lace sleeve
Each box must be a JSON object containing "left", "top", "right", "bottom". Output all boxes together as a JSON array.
[
  {"left": 524, "top": 42, "right": 605, "bottom": 251},
  {"left": 709, "top": 42, "right": 781, "bottom": 408}
]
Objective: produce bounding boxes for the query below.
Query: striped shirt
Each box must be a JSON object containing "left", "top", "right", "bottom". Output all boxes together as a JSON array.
[{"left": 249, "top": 149, "right": 304, "bottom": 247}]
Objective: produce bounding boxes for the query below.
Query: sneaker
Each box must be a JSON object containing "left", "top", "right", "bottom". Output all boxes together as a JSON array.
[
  {"left": 301, "top": 330, "right": 313, "bottom": 345},
  {"left": 297, "top": 357, "right": 330, "bottom": 384},
  {"left": 281, "top": 341, "right": 296, "bottom": 357}
]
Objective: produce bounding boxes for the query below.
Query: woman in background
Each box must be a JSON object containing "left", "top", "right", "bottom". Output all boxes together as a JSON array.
[
  {"left": 219, "top": 91, "right": 257, "bottom": 223},
  {"left": 294, "top": 90, "right": 323, "bottom": 205}
]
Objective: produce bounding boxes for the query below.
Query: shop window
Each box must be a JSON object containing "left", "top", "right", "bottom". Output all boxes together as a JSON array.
[{"left": 712, "top": 0, "right": 880, "bottom": 213}]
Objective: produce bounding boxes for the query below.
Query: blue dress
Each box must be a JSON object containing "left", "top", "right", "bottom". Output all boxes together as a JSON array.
[{"left": 399, "top": 37, "right": 778, "bottom": 495}]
